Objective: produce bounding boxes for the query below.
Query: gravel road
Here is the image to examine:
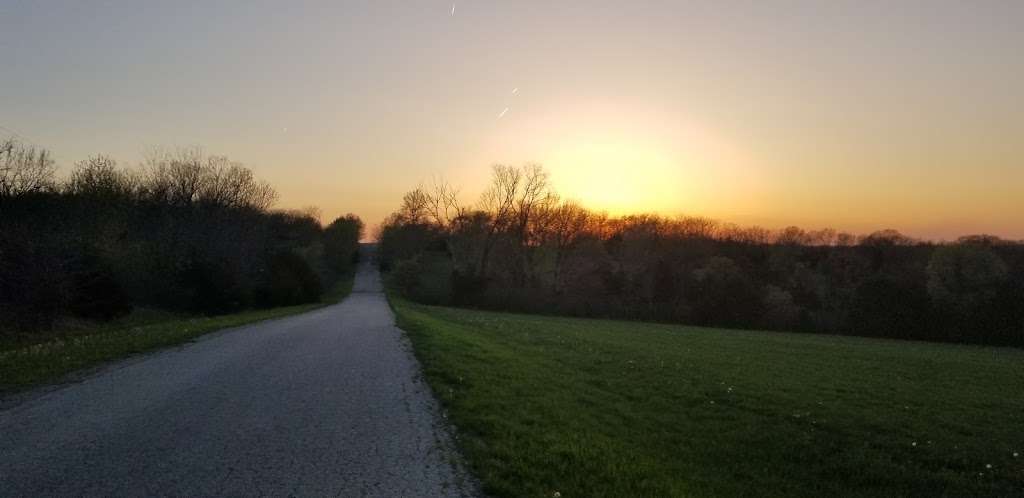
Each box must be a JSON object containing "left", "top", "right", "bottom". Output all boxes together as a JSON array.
[{"left": 0, "top": 255, "right": 476, "bottom": 497}]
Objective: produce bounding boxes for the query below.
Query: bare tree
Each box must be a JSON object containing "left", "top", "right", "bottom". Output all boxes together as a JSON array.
[
  {"left": 472, "top": 163, "right": 558, "bottom": 280},
  {"left": 476, "top": 164, "right": 522, "bottom": 277},
  {"left": 396, "top": 187, "right": 431, "bottom": 224},
  {"left": 544, "top": 200, "right": 591, "bottom": 292},
  {"left": 141, "top": 148, "right": 276, "bottom": 210},
  {"left": 514, "top": 164, "right": 558, "bottom": 244},
  {"left": 0, "top": 138, "right": 57, "bottom": 199},
  {"left": 67, "top": 155, "right": 140, "bottom": 198},
  {"left": 480, "top": 165, "right": 521, "bottom": 228},
  {"left": 835, "top": 232, "right": 858, "bottom": 246},
  {"left": 776, "top": 226, "right": 809, "bottom": 246},
  {"left": 426, "top": 178, "right": 463, "bottom": 228},
  {"left": 807, "top": 228, "right": 838, "bottom": 246},
  {"left": 199, "top": 156, "right": 277, "bottom": 210},
  {"left": 859, "top": 229, "right": 916, "bottom": 247},
  {"left": 142, "top": 148, "right": 205, "bottom": 206}
]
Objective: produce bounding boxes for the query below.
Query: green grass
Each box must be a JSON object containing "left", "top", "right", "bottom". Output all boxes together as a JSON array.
[
  {"left": 0, "top": 274, "right": 354, "bottom": 392},
  {"left": 392, "top": 298, "right": 1024, "bottom": 498}
]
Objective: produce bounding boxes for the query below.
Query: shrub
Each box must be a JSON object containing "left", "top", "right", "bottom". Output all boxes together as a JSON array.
[
  {"left": 323, "top": 214, "right": 363, "bottom": 273},
  {"left": 687, "top": 257, "right": 763, "bottom": 328},
  {"left": 181, "top": 256, "right": 247, "bottom": 315},
  {"left": 847, "top": 275, "right": 931, "bottom": 340},
  {"left": 411, "top": 251, "right": 454, "bottom": 305},
  {"left": 0, "top": 235, "right": 66, "bottom": 331},
  {"left": 391, "top": 257, "right": 423, "bottom": 297},
  {"left": 451, "top": 270, "right": 489, "bottom": 307},
  {"left": 66, "top": 255, "right": 133, "bottom": 321},
  {"left": 760, "top": 285, "right": 801, "bottom": 331},
  {"left": 256, "top": 252, "right": 323, "bottom": 307},
  {"left": 926, "top": 245, "right": 1008, "bottom": 318}
]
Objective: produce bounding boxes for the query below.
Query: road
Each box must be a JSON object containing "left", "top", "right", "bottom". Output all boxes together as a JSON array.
[{"left": 0, "top": 256, "right": 476, "bottom": 497}]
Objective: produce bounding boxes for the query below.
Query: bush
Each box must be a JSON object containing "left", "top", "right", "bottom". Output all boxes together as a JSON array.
[
  {"left": 0, "top": 235, "right": 66, "bottom": 331},
  {"left": 323, "top": 214, "right": 363, "bottom": 274},
  {"left": 847, "top": 275, "right": 931, "bottom": 340},
  {"left": 687, "top": 257, "right": 763, "bottom": 328},
  {"left": 391, "top": 258, "right": 423, "bottom": 297},
  {"left": 411, "top": 252, "right": 454, "bottom": 305},
  {"left": 181, "top": 256, "right": 247, "bottom": 315},
  {"left": 451, "top": 271, "right": 489, "bottom": 307},
  {"left": 926, "top": 244, "right": 1008, "bottom": 322},
  {"left": 67, "top": 255, "right": 133, "bottom": 320},
  {"left": 760, "top": 285, "right": 801, "bottom": 331},
  {"left": 256, "top": 252, "right": 323, "bottom": 307}
]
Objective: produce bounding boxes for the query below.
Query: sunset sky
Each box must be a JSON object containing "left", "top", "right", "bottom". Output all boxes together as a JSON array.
[{"left": 2, "top": 1, "right": 1022, "bottom": 240}]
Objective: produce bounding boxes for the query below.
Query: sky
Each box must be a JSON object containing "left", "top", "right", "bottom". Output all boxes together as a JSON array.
[{"left": 2, "top": 0, "right": 1022, "bottom": 240}]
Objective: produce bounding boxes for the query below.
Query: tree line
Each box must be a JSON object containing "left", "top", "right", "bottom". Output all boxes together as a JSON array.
[
  {"left": 0, "top": 138, "right": 362, "bottom": 334},
  {"left": 379, "top": 164, "right": 1024, "bottom": 347}
]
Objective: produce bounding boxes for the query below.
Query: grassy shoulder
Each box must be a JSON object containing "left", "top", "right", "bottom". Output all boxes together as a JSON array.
[
  {"left": 0, "top": 274, "right": 354, "bottom": 393},
  {"left": 391, "top": 297, "right": 1024, "bottom": 498}
]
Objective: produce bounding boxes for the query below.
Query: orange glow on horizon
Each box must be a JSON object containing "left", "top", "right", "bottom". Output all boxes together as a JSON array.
[{"left": 545, "top": 140, "right": 690, "bottom": 216}]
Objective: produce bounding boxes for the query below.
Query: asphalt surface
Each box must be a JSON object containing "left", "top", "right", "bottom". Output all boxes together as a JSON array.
[{"left": 0, "top": 257, "right": 476, "bottom": 497}]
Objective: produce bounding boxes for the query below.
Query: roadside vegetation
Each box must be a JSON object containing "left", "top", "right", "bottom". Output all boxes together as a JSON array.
[
  {"left": 0, "top": 137, "right": 363, "bottom": 389},
  {"left": 1, "top": 274, "right": 352, "bottom": 392},
  {"left": 380, "top": 164, "right": 1024, "bottom": 347},
  {"left": 393, "top": 298, "right": 1024, "bottom": 497}
]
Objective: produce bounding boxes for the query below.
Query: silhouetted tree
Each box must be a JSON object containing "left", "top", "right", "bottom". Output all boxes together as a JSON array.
[
  {"left": 378, "top": 166, "right": 1024, "bottom": 347},
  {"left": 0, "top": 138, "right": 56, "bottom": 199},
  {"left": 323, "top": 214, "right": 364, "bottom": 274},
  {"left": 1, "top": 141, "right": 353, "bottom": 336}
]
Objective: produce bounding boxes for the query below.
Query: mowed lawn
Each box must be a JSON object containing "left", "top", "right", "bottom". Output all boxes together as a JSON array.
[{"left": 393, "top": 299, "right": 1024, "bottom": 497}]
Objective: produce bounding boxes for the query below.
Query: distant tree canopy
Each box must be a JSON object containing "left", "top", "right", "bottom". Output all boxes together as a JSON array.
[
  {"left": 0, "top": 139, "right": 362, "bottom": 334},
  {"left": 323, "top": 214, "right": 364, "bottom": 274},
  {"left": 380, "top": 164, "right": 1024, "bottom": 347}
]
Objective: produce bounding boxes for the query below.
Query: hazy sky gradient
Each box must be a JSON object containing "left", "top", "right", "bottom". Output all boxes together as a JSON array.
[{"left": 2, "top": 1, "right": 1022, "bottom": 239}]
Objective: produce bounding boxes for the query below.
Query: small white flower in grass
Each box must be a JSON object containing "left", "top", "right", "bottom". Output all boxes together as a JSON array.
[
  {"left": 912, "top": 442, "right": 917, "bottom": 447},
  {"left": 553, "top": 492, "right": 561, "bottom": 498},
  {"left": 1014, "top": 452, "right": 1019, "bottom": 458},
  {"left": 986, "top": 464, "right": 992, "bottom": 469}
]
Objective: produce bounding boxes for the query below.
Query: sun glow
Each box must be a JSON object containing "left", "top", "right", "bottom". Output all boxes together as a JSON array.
[{"left": 542, "top": 136, "right": 710, "bottom": 216}]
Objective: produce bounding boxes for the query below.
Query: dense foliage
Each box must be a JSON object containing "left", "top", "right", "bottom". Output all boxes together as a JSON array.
[
  {"left": 380, "top": 165, "right": 1024, "bottom": 347},
  {"left": 0, "top": 139, "right": 363, "bottom": 334}
]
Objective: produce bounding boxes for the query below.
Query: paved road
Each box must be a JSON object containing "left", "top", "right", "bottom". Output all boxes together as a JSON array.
[{"left": 0, "top": 256, "right": 476, "bottom": 497}]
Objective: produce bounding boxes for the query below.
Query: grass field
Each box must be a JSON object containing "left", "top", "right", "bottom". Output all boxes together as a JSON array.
[
  {"left": 392, "top": 299, "right": 1024, "bottom": 497},
  {"left": 0, "top": 275, "right": 354, "bottom": 393}
]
